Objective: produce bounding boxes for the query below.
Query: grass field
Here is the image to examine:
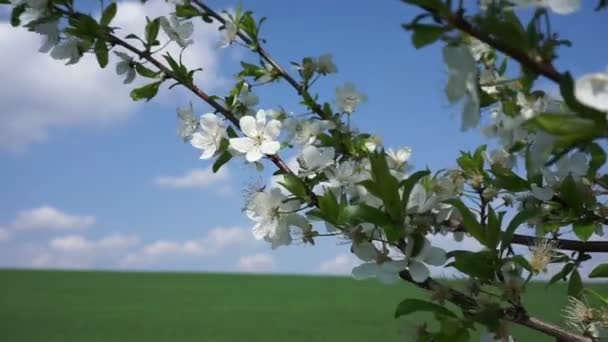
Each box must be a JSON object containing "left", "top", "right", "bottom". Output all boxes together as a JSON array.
[{"left": 0, "top": 270, "right": 606, "bottom": 341}]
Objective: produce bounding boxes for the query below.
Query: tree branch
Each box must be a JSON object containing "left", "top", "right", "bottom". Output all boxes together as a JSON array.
[
  {"left": 398, "top": 271, "right": 592, "bottom": 342},
  {"left": 418, "top": 6, "right": 562, "bottom": 83}
]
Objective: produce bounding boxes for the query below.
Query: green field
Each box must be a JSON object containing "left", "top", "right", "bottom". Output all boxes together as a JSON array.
[{"left": 0, "top": 270, "right": 605, "bottom": 341}]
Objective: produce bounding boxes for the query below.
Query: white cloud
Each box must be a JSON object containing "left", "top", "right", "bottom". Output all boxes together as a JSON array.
[
  {"left": 119, "top": 226, "right": 251, "bottom": 268},
  {"left": 50, "top": 235, "right": 95, "bottom": 252},
  {"left": 9, "top": 206, "right": 95, "bottom": 231},
  {"left": 0, "top": 228, "right": 10, "bottom": 242},
  {"left": 97, "top": 233, "right": 140, "bottom": 249},
  {"left": 319, "top": 253, "right": 359, "bottom": 275},
  {"left": 237, "top": 253, "right": 276, "bottom": 273},
  {"left": 0, "top": 1, "right": 224, "bottom": 151},
  {"left": 154, "top": 167, "right": 231, "bottom": 193}
]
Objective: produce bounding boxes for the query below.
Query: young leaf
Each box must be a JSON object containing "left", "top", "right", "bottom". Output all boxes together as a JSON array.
[
  {"left": 445, "top": 199, "right": 485, "bottom": 246},
  {"left": 589, "top": 263, "right": 608, "bottom": 278},
  {"left": 278, "top": 174, "right": 309, "bottom": 202},
  {"left": 501, "top": 209, "right": 540, "bottom": 251},
  {"left": 568, "top": 268, "right": 583, "bottom": 298},
  {"left": 408, "top": 24, "right": 445, "bottom": 49},
  {"left": 573, "top": 221, "right": 596, "bottom": 241},
  {"left": 100, "top": 2, "right": 117, "bottom": 27},
  {"left": 212, "top": 151, "right": 232, "bottom": 173},
  {"left": 130, "top": 81, "right": 162, "bottom": 102},
  {"left": 94, "top": 39, "right": 109, "bottom": 68}
]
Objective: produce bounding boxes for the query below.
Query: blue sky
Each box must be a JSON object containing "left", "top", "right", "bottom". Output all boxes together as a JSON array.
[{"left": 0, "top": 0, "right": 606, "bottom": 275}]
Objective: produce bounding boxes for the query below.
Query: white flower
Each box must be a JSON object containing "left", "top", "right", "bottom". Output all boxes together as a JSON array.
[
  {"left": 50, "top": 37, "right": 81, "bottom": 65},
  {"left": 386, "top": 147, "right": 412, "bottom": 169},
  {"left": 238, "top": 84, "right": 259, "bottom": 115},
  {"left": 218, "top": 21, "right": 238, "bottom": 48},
  {"left": 160, "top": 15, "right": 194, "bottom": 48},
  {"left": 33, "top": 20, "right": 59, "bottom": 53},
  {"left": 190, "top": 114, "right": 226, "bottom": 159},
  {"left": 484, "top": 149, "right": 516, "bottom": 169},
  {"left": 405, "top": 238, "right": 447, "bottom": 282},
  {"left": 468, "top": 38, "right": 492, "bottom": 62},
  {"left": 443, "top": 44, "right": 480, "bottom": 131},
  {"left": 575, "top": 71, "right": 608, "bottom": 112},
  {"left": 283, "top": 117, "right": 334, "bottom": 145},
  {"left": 336, "top": 83, "right": 367, "bottom": 113},
  {"left": 176, "top": 104, "right": 198, "bottom": 141},
  {"left": 317, "top": 53, "right": 337, "bottom": 74},
  {"left": 246, "top": 188, "right": 308, "bottom": 248},
  {"left": 114, "top": 52, "right": 136, "bottom": 84},
  {"left": 351, "top": 240, "right": 380, "bottom": 262},
  {"left": 364, "top": 136, "right": 382, "bottom": 152},
  {"left": 482, "top": 107, "right": 528, "bottom": 148},
  {"left": 530, "top": 184, "right": 555, "bottom": 201},
  {"left": 324, "top": 160, "right": 363, "bottom": 188},
  {"left": 352, "top": 259, "right": 408, "bottom": 284},
  {"left": 542, "top": 151, "right": 588, "bottom": 186},
  {"left": 529, "top": 131, "right": 556, "bottom": 170},
  {"left": 229, "top": 109, "right": 282, "bottom": 162},
  {"left": 297, "top": 146, "right": 335, "bottom": 176},
  {"left": 408, "top": 183, "right": 437, "bottom": 214},
  {"left": 167, "top": 0, "right": 186, "bottom": 5}
]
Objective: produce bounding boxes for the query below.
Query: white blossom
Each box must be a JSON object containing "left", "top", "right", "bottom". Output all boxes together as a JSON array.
[
  {"left": 514, "top": 0, "right": 581, "bottom": 15},
  {"left": 160, "top": 15, "right": 194, "bottom": 48},
  {"left": 386, "top": 147, "right": 412, "bottom": 169},
  {"left": 324, "top": 160, "right": 364, "bottom": 188},
  {"left": 575, "top": 71, "right": 608, "bottom": 112},
  {"left": 190, "top": 114, "right": 226, "bottom": 159},
  {"left": 336, "top": 83, "right": 367, "bottom": 113},
  {"left": 405, "top": 238, "right": 447, "bottom": 282},
  {"left": 177, "top": 104, "right": 199, "bottom": 141},
  {"left": 408, "top": 183, "right": 437, "bottom": 214},
  {"left": 352, "top": 240, "right": 380, "bottom": 262},
  {"left": 246, "top": 188, "right": 308, "bottom": 248},
  {"left": 218, "top": 21, "right": 238, "bottom": 48},
  {"left": 542, "top": 151, "right": 588, "bottom": 186},
  {"left": 484, "top": 149, "right": 516, "bottom": 169},
  {"left": 297, "top": 146, "right": 335, "bottom": 176},
  {"left": 238, "top": 84, "right": 259, "bottom": 115},
  {"left": 32, "top": 20, "right": 59, "bottom": 53},
  {"left": 50, "top": 37, "right": 81, "bottom": 65},
  {"left": 317, "top": 53, "right": 337, "bottom": 74},
  {"left": 530, "top": 184, "right": 555, "bottom": 201},
  {"left": 443, "top": 44, "right": 480, "bottom": 130},
  {"left": 352, "top": 258, "right": 408, "bottom": 284},
  {"left": 283, "top": 118, "right": 335, "bottom": 145},
  {"left": 229, "top": 109, "right": 282, "bottom": 162},
  {"left": 115, "top": 52, "right": 136, "bottom": 84}
]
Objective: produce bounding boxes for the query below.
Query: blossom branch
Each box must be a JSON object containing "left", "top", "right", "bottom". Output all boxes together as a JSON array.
[
  {"left": 415, "top": 5, "right": 562, "bottom": 83},
  {"left": 190, "top": 0, "right": 330, "bottom": 120},
  {"left": 398, "top": 271, "right": 592, "bottom": 342}
]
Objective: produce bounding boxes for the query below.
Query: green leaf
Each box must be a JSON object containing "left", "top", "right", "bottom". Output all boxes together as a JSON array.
[
  {"left": 94, "top": 39, "right": 109, "bottom": 68},
  {"left": 532, "top": 113, "right": 602, "bottom": 145},
  {"left": 10, "top": 4, "right": 26, "bottom": 27},
  {"left": 568, "top": 268, "right": 583, "bottom": 298},
  {"left": 130, "top": 81, "right": 162, "bottom": 102},
  {"left": 212, "top": 151, "right": 232, "bottom": 173},
  {"left": 145, "top": 18, "right": 161, "bottom": 46},
  {"left": 100, "top": 2, "right": 117, "bottom": 26},
  {"left": 175, "top": 4, "right": 201, "bottom": 19},
  {"left": 511, "top": 255, "right": 533, "bottom": 272},
  {"left": 408, "top": 24, "right": 445, "bottom": 49},
  {"left": 445, "top": 199, "right": 485, "bottom": 246},
  {"left": 486, "top": 208, "right": 502, "bottom": 250},
  {"left": 585, "top": 142, "right": 606, "bottom": 177},
  {"left": 400, "top": 170, "right": 430, "bottom": 211},
  {"left": 501, "top": 209, "right": 539, "bottom": 251},
  {"left": 369, "top": 151, "right": 402, "bottom": 221},
  {"left": 449, "top": 250, "right": 496, "bottom": 281},
  {"left": 342, "top": 204, "right": 393, "bottom": 228},
  {"left": 560, "top": 175, "right": 584, "bottom": 215},
  {"left": 278, "top": 174, "right": 309, "bottom": 202},
  {"left": 491, "top": 165, "right": 529, "bottom": 192},
  {"left": 135, "top": 64, "right": 158, "bottom": 78},
  {"left": 573, "top": 221, "right": 596, "bottom": 241},
  {"left": 589, "top": 263, "right": 608, "bottom": 278},
  {"left": 548, "top": 262, "right": 575, "bottom": 287},
  {"left": 394, "top": 299, "right": 456, "bottom": 319}
]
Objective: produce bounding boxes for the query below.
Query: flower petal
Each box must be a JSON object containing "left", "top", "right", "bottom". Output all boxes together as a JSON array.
[
  {"left": 229, "top": 137, "right": 254, "bottom": 153},
  {"left": 424, "top": 246, "right": 447, "bottom": 266},
  {"left": 352, "top": 241, "right": 378, "bottom": 262},
  {"left": 260, "top": 140, "right": 280, "bottom": 155},
  {"left": 351, "top": 262, "right": 379, "bottom": 280},
  {"left": 531, "top": 184, "right": 554, "bottom": 201},
  {"left": 264, "top": 119, "right": 282, "bottom": 140},
  {"left": 408, "top": 260, "right": 430, "bottom": 283},
  {"left": 239, "top": 115, "right": 258, "bottom": 138},
  {"left": 246, "top": 148, "right": 263, "bottom": 162}
]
